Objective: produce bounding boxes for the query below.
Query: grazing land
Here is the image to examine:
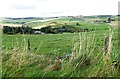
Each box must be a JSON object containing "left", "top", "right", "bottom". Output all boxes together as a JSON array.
[{"left": 1, "top": 15, "right": 120, "bottom": 77}]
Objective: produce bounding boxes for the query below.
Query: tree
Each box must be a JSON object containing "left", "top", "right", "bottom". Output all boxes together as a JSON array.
[
  {"left": 76, "top": 23, "right": 80, "bottom": 26},
  {"left": 108, "top": 17, "right": 111, "bottom": 23}
]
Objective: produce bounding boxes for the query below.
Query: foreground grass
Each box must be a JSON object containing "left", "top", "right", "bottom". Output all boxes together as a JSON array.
[{"left": 2, "top": 28, "right": 120, "bottom": 77}]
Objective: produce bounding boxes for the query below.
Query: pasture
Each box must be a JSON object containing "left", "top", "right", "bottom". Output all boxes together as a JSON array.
[
  {"left": 1, "top": 16, "right": 120, "bottom": 77},
  {"left": 2, "top": 30, "right": 118, "bottom": 55},
  {"left": 2, "top": 30, "right": 120, "bottom": 77}
]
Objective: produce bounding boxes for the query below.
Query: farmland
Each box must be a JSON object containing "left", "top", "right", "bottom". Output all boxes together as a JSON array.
[
  {"left": 2, "top": 30, "right": 118, "bottom": 55},
  {"left": 1, "top": 15, "right": 120, "bottom": 77}
]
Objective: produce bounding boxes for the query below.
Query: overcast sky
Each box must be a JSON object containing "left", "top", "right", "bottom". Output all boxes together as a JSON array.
[{"left": 0, "top": 0, "right": 119, "bottom": 17}]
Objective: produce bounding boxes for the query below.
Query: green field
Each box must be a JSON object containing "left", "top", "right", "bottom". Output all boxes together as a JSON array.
[
  {"left": 2, "top": 16, "right": 120, "bottom": 77},
  {"left": 2, "top": 30, "right": 120, "bottom": 77},
  {"left": 2, "top": 30, "right": 118, "bottom": 55},
  {"left": 1, "top": 18, "right": 43, "bottom": 24}
]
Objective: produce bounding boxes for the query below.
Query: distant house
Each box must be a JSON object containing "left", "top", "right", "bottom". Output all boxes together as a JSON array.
[
  {"left": 74, "top": 15, "right": 84, "bottom": 18},
  {"left": 34, "top": 31, "right": 45, "bottom": 34}
]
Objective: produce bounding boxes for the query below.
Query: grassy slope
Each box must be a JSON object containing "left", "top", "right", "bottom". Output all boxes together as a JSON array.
[
  {"left": 1, "top": 18, "right": 43, "bottom": 24},
  {"left": 26, "top": 17, "right": 111, "bottom": 32},
  {"left": 2, "top": 16, "right": 120, "bottom": 77},
  {"left": 1, "top": 17, "right": 112, "bottom": 31}
]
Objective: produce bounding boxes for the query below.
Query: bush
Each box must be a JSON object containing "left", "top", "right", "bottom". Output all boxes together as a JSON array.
[{"left": 3, "top": 26, "right": 34, "bottom": 34}]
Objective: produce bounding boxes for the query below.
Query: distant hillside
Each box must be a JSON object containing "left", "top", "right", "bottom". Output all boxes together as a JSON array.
[{"left": 5, "top": 17, "right": 43, "bottom": 20}]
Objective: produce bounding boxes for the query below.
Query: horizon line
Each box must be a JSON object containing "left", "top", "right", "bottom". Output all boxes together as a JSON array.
[{"left": 0, "top": 14, "right": 117, "bottom": 18}]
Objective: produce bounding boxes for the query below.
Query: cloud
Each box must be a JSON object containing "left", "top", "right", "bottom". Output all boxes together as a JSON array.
[
  {"left": 10, "top": 0, "right": 38, "bottom": 10},
  {"left": 12, "top": 5, "right": 37, "bottom": 10},
  {"left": 0, "top": 0, "right": 119, "bottom": 17},
  {"left": 46, "top": 10, "right": 67, "bottom": 14}
]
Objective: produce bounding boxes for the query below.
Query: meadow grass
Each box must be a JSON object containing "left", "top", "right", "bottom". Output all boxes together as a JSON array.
[{"left": 2, "top": 28, "right": 120, "bottom": 77}]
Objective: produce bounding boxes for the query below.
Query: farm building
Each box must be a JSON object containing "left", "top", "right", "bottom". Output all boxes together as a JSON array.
[{"left": 34, "top": 31, "right": 45, "bottom": 34}]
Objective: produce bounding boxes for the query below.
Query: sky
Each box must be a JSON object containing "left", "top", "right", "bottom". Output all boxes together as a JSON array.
[{"left": 0, "top": 0, "right": 119, "bottom": 17}]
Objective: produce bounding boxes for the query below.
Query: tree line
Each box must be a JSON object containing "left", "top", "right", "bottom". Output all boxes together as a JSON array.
[{"left": 3, "top": 25, "right": 90, "bottom": 34}]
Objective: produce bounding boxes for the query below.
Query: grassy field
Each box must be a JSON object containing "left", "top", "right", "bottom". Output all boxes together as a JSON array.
[
  {"left": 1, "top": 18, "right": 43, "bottom": 24},
  {"left": 108, "top": 21, "right": 118, "bottom": 28},
  {"left": 2, "top": 29, "right": 120, "bottom": 77},
  {"left": 26, "top": 17, "right": 110, "bottom": 30},
  {"left": 2, "top": 16, "right": 120, "bottom": 77},
  {"left": 2, "top": 30, "right": 118, "bottom": 55}
]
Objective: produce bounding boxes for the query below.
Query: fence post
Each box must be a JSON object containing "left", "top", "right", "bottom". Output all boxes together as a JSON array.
[
  {"left": 103, "top": 36, "right": 109, "bottom": 75},
  {"left": 104, "top": 36, "right": 109, "bottom": 56},
  {"left": 28, "top": 39, "right": 30, "bottom": 51}
]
